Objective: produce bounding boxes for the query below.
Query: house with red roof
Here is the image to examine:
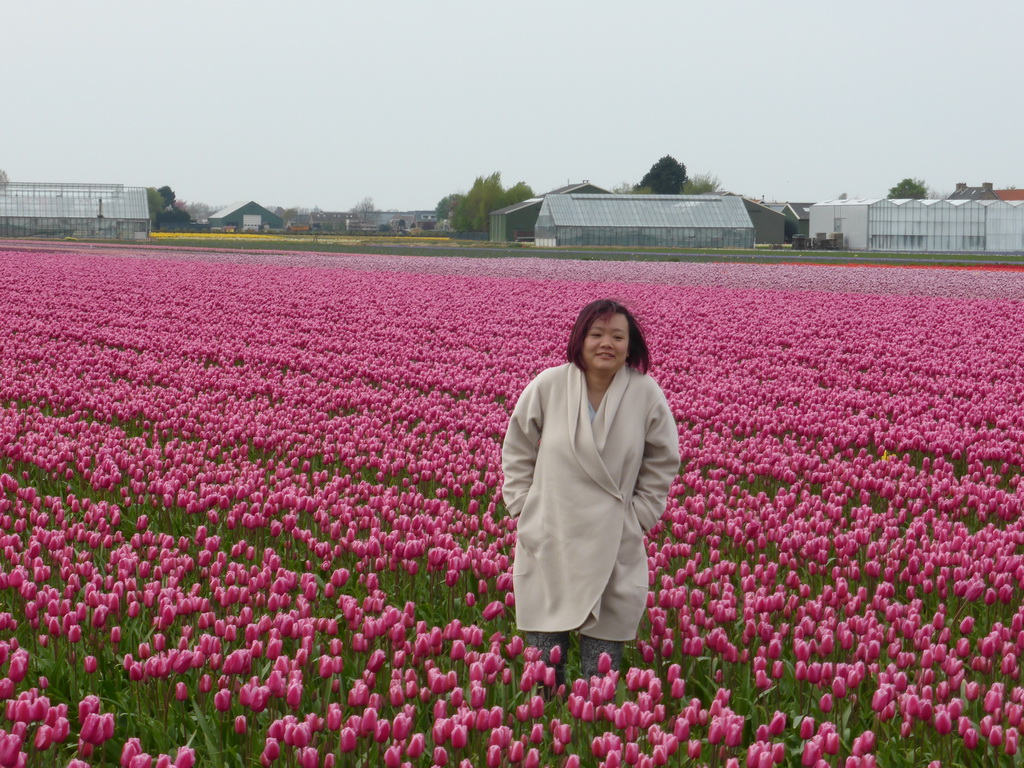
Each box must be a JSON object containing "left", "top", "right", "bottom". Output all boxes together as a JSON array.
[{"left": 995, "top": 188, "right": 1024, "bottom": 202}]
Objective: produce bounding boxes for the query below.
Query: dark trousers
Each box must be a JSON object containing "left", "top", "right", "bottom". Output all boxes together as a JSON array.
[{"left": 525, "top": 631, "right": 624, "bottom": 686}]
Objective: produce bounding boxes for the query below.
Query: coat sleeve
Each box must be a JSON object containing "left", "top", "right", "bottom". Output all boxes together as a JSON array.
[
  {"left": 501, "top": 377, "right": 545, "bottom": 518},
  {"left": 631, "top": 388, "right": 681, "bottom": 532}
]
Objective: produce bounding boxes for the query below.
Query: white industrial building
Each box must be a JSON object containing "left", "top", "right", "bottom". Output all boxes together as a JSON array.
[{"left": 810, "top": 198, "right": 1024, "bottom": 252}]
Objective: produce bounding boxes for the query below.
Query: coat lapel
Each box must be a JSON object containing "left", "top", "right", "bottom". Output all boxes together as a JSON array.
[
  {"left": 566, "top": 364, "right": 623, "bottom": 500},
  {"left": 592, "top": 365, "right": 630, "bottom": 453}
]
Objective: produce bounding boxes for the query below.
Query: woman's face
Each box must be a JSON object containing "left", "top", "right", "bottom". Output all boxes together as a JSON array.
[{"left": 582, "top": 313, "right": 629, "bottom": 376}]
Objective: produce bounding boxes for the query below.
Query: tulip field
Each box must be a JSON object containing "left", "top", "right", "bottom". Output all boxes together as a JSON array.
[{"left": 4, "top": 245, "right": 1024, "bottom": 768}]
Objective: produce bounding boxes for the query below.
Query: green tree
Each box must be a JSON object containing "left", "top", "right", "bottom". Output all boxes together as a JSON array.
[
  {"left": 502, "top": 181, "right": 535, "bottom": 208},
  {"left": 0, "top": 169, "right": 9, "bottom": 184},
  {"left": 612, "top": 180, "right": 652, "bottom": 194},
  {"left": 435, "top": 193, "right": 463, "bottom": 223},
  {"left": 887, "top": 178, "right": 928, "bottom": 199},
  {"left": 157, "top": 185, "right": 177, "bottom": 210},
  {"left": 636, "top": 155, "right": 687, "bottom": 194},
  {"left": 158, "top": 207, "right": 191, "bottom": 226},
  {"left": 147, "top": 185, "right": 192, "bottom": 227},
  {"left": 682, "top": 171, "right": 724, "bottom": 195},
  {"left": 450, "top": 172, "right": 534, "bottom": 232},
  {"left": 452, "top": 173, "right": 503, "bottom": 232},
  {"left": 146, "top": 188, "right": 164, "bottom": 224}
]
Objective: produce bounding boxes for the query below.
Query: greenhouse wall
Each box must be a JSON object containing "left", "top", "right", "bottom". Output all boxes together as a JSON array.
[
  {"left": 0, "top": 182, "right": 150, "bottom": 239},
  {"left": 869, "top": 200, "right": 985, "bottom": 252},
  {"left": 535, "top": 194, "right": 754, "bottom": 248},
  {"left": 987, "top": 203, "right": 1024, "bottom": 252},
  {"left": 0, "top": 217, "right": 148, "bottom": 239},
  {"left": 811, "top": 199, "right": 1024, "bottom": 252},
  {"left": 537, "top": 226, "right": 753, "bottom": 249}
]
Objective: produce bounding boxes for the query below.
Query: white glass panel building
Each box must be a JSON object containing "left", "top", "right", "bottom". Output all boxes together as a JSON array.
[
  {"left": 0, "top": 182, "right": 150, "bottom": 239},
  {"left": 535, "top": 194, "right": 755, "bottom": 249},
  {"left": 810, "top": 198, "right": 1024, "bottom": 252}
]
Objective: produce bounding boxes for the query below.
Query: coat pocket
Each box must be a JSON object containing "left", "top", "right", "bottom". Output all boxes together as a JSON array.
[
  {"left": 515, "top": 486, "right": 544, "bottom": 551},
  {"left": 630, "top": 497, "right": 659, "bottom": 534}
]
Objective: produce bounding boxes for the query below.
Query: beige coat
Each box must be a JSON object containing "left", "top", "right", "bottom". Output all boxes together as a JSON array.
[{"left": 502, "top": 363, "right": 680, "bottom": 641}]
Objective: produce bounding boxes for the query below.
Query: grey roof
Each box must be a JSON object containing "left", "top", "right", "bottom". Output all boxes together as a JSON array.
[
  {"left": 543, "top": 182, "right": 611, "bottom": 195},
  {"left": 948, "top": 184, "right": 997, "bottom": 201},
  {"left": 210, "top": 201, "right": 257, "bottom": 219},
  {"left": 814, "top": 199, "right": 884, "bottom": 206},
  {"left": 786, "top": 203, "right": 813, "bottom": 219},
  {"left": 0, "top": 182, "right": 149, "bottom": 220},
  {"left": 540, "top": 194, "right": 754, "bottom": 229},
  {"left": 948, "top": 189, "right": 989, "bottom": 201},
  {"left": 814, "top": 198, "right": 1024, "bottom": 209},
  {"left": 490, "top": 198, "right": 543, "bottom": 216},
  {"left": 744, "top": 198, "right": 784, "bottom": 216}
]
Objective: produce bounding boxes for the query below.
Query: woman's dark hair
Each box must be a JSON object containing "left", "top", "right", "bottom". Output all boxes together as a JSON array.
[{"left": 566, "top": 299, "right": 651, "bottom": 373}]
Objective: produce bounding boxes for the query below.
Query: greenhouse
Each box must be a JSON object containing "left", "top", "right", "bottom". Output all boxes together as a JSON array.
[
  {"left": 534, "top": 194, "right": 754, "bottom": 249},
  {"left": 810, "top": 198, "right": 1024, "bottom": 252},
  {"left": 0, "top": 182, "right": 150, "bottom": 239}
]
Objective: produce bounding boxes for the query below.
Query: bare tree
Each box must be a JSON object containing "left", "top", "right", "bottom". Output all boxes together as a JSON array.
[
  {"left": 351, "top": 196, "right": 376, "bottom": 219},
  {"left": 349, "top": 197, "right": 378, "bottom": 232},
  {"left": 181, "top": 201, "right": 217, "bottom": 222}
]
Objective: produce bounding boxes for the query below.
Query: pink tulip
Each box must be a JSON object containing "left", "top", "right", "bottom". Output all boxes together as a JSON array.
[
  {"left": 213, "top": 689, "right": 231, "bottom": 712},
  {"left": 964, "top": 728, "right": 980, "bottom": 750},
  {"left": 406, "top": 733, "right": 425, "bottom": 759},
  {"left": 482, "top": 601, "right": 505, "bottom": 620},
  {"left": 802, "top": 740, "right": 821, "bottom": 766},
  {"left": 1006, "top": 727, "right": 1019, "bottom": 755}
]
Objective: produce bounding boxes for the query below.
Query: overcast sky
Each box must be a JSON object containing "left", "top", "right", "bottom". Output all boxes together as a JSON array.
[{"left": 5, "top": 1, "right": 1022, "bottom": 212}]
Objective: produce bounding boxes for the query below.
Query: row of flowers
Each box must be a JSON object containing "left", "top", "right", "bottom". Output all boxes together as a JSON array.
[{"left": 0, "top": 247, "right": 1022, "bottom": 766}]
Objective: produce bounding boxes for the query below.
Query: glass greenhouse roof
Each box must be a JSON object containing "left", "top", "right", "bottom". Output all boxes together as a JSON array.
[
  {"left": 815, "top": 198, "right": 1024, "bottom": 209},
  {"left": 540, "top": 194, "right": 753, "bottom": 229},
  {"left": 0, "top": 182, "right": 150, "bottom": 220}
]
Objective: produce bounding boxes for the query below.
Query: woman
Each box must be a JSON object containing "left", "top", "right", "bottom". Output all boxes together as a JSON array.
[{"left": 501, "top": 299, "right": 680, "bottom": 686}]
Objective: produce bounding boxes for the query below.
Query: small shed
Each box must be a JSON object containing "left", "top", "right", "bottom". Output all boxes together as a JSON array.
[
  {"left": 489, "top": 198, "right": 543, "bottom": 242},
  {"left": 535, "top": 194, "right": 754, "bottom": 249},
  {"left": 209, "top": 201, "right": 283, "bottom": 231},
  {"left": 783, "top": 203, "right": 812, "bottom": 240},
  {"left": 741, "top": 198, "right": 785, "bottom": 244}
]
